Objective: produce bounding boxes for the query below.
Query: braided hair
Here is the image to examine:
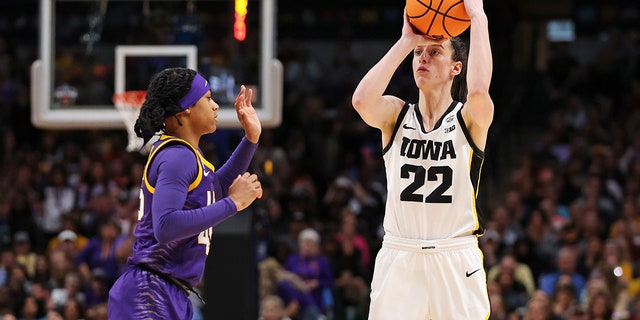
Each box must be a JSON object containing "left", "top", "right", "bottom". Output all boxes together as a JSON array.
[
  {"left": 134, "top": 68, "right": 197, "bottom": 142},
  {"left": 449, "top": 37, "right": 468, "bottom": 104}
]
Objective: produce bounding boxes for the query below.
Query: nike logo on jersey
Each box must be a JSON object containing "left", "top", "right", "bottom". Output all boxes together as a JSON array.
[
  {"left": 466, "top": 268, "right": 481, "bottom": 277},
  {"left": 203, "top": 170, "right": 211, "bottom": 176},
  {"left": 402, "top": 124, "right": 416, "bottom": 130}
]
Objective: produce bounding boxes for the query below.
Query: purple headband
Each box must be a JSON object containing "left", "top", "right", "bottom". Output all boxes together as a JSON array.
[{"left": 178, "top": 73, "right": 211, "bottom": 109}]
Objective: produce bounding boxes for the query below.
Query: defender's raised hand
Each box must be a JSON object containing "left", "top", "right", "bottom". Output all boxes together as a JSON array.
[{"left": 234, "top": 85, "right": 261, "bottom": 143}]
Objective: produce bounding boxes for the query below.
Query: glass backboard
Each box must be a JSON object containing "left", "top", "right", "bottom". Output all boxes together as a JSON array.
[{"left": 32, "top": 0, "right": 282, "bottom": 129}]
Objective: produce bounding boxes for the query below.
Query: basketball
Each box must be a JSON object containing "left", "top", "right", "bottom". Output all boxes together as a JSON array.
[{"left": 406, "top": 0, "right": 470, "bottom": 39}]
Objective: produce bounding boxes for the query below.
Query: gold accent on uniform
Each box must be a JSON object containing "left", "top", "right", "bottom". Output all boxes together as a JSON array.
[{"left": 143, "top": 135, "right": 215, "bottom": 193}]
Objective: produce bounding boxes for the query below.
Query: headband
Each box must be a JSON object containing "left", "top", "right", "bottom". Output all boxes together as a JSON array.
[{"left": 178, "top": 73, "right": 211, "bottom": 109}]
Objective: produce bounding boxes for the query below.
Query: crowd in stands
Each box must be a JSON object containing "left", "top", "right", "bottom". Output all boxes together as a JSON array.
[{"left": 1, "top": 2, "right": 640, "bottom": 320}]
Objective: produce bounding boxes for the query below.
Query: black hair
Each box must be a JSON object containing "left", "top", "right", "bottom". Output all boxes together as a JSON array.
[
  {"left": 449, "top": 37, "right": 468, "bottom": 103},
  {"left": 133, "top": 68, "right": 197, "bottom": 141}
]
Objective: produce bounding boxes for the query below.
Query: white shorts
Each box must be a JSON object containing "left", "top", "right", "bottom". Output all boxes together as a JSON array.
[{"left": 368, "top": 234, "right": 490, "bottom": 320}]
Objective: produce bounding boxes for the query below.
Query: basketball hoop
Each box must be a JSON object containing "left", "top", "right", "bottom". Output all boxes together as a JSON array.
[{"left": 113, "top": 90, "right": 146, "bottom": 153}]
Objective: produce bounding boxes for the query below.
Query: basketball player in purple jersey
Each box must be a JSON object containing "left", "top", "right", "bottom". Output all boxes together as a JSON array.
[
  {"left": 352, "top": 0, "right": 493, "bottom": 318},
  {"left": 108, "top": 68, "right": 263, "bottom": 319}
]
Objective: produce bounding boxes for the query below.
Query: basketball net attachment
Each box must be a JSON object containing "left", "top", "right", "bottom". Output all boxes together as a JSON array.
[{"left": 113, "top": 90, "right": 147, "bottom": 153}]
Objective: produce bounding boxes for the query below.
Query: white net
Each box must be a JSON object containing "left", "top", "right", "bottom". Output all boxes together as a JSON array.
[{"left": 113, "top": 91, "right": 146, "bottom": 153}]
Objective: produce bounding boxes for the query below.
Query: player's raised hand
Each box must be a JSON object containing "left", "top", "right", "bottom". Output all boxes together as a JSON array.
[
  {"left": 228, "top": 172, "right": 263, "bottom": 211},
  {"left": 401, "top": 8, "right": 436, "bottom": 45},
  {"left": 234, "top": 85, "right": 261, "bottom": 143},
  {"left": 463, "top": 0, "right": 485, "bottom": 19}
]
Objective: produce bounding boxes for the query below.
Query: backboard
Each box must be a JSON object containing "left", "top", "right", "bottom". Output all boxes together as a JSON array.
[{"left": 32, "top": 0, "right": 282, "bottom": 129}]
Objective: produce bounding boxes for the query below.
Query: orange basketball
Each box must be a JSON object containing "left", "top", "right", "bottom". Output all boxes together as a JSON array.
[{"left": 406, "top": 0, "right": 470, "bottom": 39}]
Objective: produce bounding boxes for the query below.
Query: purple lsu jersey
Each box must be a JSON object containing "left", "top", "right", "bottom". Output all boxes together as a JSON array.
[
  {"left": 129, "top": 135, "right": 217, "bottom": 287},
  {"left": 109, "top": 135, "right": 257, "bottom": 319}
]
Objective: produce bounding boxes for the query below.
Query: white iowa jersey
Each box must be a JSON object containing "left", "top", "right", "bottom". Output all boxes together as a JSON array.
[{"left": 381, "top": 101, "right": 487, "bottom": 240}]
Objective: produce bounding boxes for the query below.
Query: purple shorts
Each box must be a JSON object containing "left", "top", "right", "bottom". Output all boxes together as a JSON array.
[{"left": 108, "top": 265, "right": 193, "bottom": 320}]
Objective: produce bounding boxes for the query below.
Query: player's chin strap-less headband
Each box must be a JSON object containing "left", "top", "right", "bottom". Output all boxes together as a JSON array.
[{"left": 178, "top": 73, "right": 211, "bottom": 110}]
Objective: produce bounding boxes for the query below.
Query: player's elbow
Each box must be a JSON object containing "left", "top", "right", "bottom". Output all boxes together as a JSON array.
[
  {"left": 154, "top": 230, "right": 172, "bottom": 244},
  {"left": 466, "top": 87, "right": 490, "bottom": 99},
  {"left": 154, "top": 221, "right": 175, "bottom": 244},
  {"left": 351, "top": 93, "right": 365, "bottom": 111},
  {"left": 352, "top": 88, "right": 375, "bottom": 112}
]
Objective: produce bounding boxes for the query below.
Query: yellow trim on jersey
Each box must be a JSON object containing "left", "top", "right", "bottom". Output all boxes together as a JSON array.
[
  {"left": 201, "top": 157, "right": 216, "bottom": 172},
  {"left": 475, "top": 157, "right": 484, "bottom": 198},
  {"left": 143, "top": 135, "right": 203, "bottom": 193},
  {"left": 468, "top": 148, "right": 480, "bottom": 233}
]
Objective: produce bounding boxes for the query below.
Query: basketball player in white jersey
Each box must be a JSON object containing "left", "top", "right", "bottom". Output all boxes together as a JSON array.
[{"left": 351, "top": 0, "right": 493, "bottom": 318}]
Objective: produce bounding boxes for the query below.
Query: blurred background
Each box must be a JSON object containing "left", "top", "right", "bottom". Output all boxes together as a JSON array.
[{"left": 1, "top": 0, "right": 640, "bottom": 319}]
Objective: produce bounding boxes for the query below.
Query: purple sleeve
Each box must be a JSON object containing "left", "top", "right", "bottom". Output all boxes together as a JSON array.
[
  {"left": 151, "top": 146, "right": 238, "bottom": 243},
  {"left": 214, "top": 137, "right": 258, "bottom": 196}
]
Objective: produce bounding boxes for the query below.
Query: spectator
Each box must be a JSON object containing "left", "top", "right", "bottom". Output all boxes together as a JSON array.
[
  {"left": 522, "top": 293, "right": 561, "bottom": 320},
  {"left": 586, "top": 291, "right": 613, "bottom": 320},
  {"left": 44, "top": 310, "right": 62, "bottom": 320},
  {"left": 258, "top": 257, "right": 320, "bottom": 320},
  {"left": 487, "top": 251, "right": 536, "bottom": 296},
  {"left": 589, "top": 238, "right": 633, "bottom": 315},
  {"left": 83, "top": 268, "right": 108, "bottom": 308},
  {"left": 60, "top": 298, "right": 85, "bottom": 320},
  {"left": 330, "top": 216, "right": 369, "bottom": 320},
  {"left": 85, "top": 302, "right": 107, "bottom": 320},
  {"left": 39, "top": 165, "right": 75, "bottom": 243},
  {"left": 31, "top": 255, "right": 49, "bottom": 285},
  {"left": 0, "top": 250, "right": 15, "bottom": 287},
  {"left": 79, "top": 193, "right": 116, "bottom": 238},
  {"left": 46, "top": 229, "right": 86, "bottom": 262},
  {"left": 5, "top": 264, "right": 29, "bottom": 314},
  {"left": 284, "top": 228, "right": 334, "bottom": 318},
  {"left": 488, "top": 293, "right": 508, "bottom": 320},
  {"left": 538, "top": 246, "right": 587, "bottom": 298},
  {"left": 550, "top": 283, "right": 578, "bottom": 319},
  {"left": 495, "top": 268, "right": 529, "bottom": 314},
  {"left": 16, "top": 296, "right": 45, "bottom": 320},
  {"left": 575, "top": 236, "right": 603, "bottom": 279},
  {"left": 75, "top": 162, "right": 109, "bottom": 213},
  {"left": 334, "top": 208, "right": 371, "bottom": 274},
  {"left": 271, "top": 211, "right": 310, "bottom": 264},
  {"left": 515, "top": 210, "right": 557, "bottom": 282},
  {"left": 490, "top": 205, "right": 524, "bottom": 248},
  {"left": 580, "top": 277, "right": 609, "bottom": 308},
  {"left": 27, "top": 283, "right": 50, "bottom": 320},
  {"left": 7, "top": 168, "right": 40, "bottom": 249},
  {"left": 12, "top": 232, "right": 36, "bottom": 279},
  {"left": 49, "top": 272, "right": 84, "bottom": 311},
  {"left": 74, "top": 219, "right": 120, "bottom": 287},
  {"left": 259, "top": 295, "right": 293, "bottom": 320},
  {"left": 46, "top": 250, "right": 74, "bottom": 292},
  {"left": 479, "top": 229, "right": 502, "bottom": 273},
  {"left": 113, "top": 221, "right": 135, "bottom": 275}
]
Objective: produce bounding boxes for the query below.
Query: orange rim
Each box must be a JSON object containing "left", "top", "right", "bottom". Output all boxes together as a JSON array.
[{"left": 113, "top": 90, "right": 147, "bottom": 107}]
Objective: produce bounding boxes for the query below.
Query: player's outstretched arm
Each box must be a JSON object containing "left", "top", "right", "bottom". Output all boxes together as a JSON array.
[
  {"left": 352, "top": 9, "right": 424, "bottom": 132},
  {"left": 462, "top": 0, "right": 493, "bottom": 135}
]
